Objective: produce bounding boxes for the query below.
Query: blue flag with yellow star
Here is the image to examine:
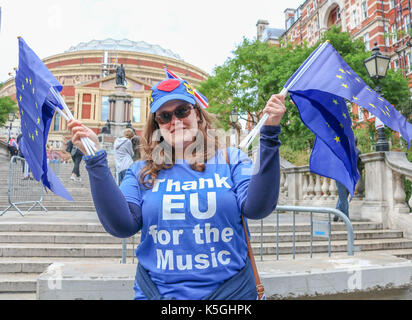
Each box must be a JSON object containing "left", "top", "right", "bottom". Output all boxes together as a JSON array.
[
  {"left": 290, "top": 91, "right": 360, "bottom": 196},
  {"left": 15, "top": 37, "right": 73, "bottom": 201},
  {"left": 285, "top": 42, "right": 412, "bottom": 196}
]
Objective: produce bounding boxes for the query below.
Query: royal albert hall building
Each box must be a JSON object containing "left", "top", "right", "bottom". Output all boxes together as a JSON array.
[{"left": 0, "top": 38, "right": 208, "bottom": 156}]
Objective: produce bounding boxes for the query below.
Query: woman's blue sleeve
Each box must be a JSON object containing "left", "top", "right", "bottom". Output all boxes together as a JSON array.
[
  {"left": 84, "top": 150, "right": 142, "bottom": 238},
  {"left": 230, "top": 125, "right": 281, "bottom": 220}
]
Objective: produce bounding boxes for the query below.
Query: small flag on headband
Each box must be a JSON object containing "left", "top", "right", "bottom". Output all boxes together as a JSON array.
[{"left": 164, "top": 67, "right": 209, "bottom": 109}]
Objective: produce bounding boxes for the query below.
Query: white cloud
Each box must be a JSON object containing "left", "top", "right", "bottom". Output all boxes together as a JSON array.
[{"left": 0, "top": 0, "right": 302, "bottom": 83}]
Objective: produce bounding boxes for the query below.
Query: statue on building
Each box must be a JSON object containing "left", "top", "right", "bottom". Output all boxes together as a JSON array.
[
  {"left": 101, "top": 120, "right": 111, "bottom": 134},
  {"left": 115, "top": 64, "right": 126, "bottom": 86}
]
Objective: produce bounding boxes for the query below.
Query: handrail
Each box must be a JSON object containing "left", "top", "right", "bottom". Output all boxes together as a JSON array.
[
  {"left": 272, "top": 205, "right": 355, "bottom": 258},
  {"left": 384, "top": 152, "right": 412, "bottom": 178}
]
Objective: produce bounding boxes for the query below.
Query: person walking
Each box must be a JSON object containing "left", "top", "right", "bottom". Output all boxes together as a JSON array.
[
  {"left": 66, "top": 138, "right": 84, "bottom": 182},
  {"left": 67, "top": 78, "right": 286, "bottom": 300},
  {"left": 7, "top": 136, "right": 18, "bottom": 157},
  {"left": 16, "top": 132, "right": 33, "bottom": 180},
  {"left": 114, "top": 128, "right": 135, "bottom": 185},
  {"left": 334, "top": 137, "right": 362, "bottom": 222},
  {"left": 131, "top": 135, "right": 141, "bottom": 161}
]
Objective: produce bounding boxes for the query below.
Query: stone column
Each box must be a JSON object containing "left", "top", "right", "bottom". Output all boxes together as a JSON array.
[
  {"left": 284, "top": 167, "right": 302, "bottom": 206},
  {"left": 108, "top": 98, "right": 115, "bottom": 121},
  {"left": 359, "top": 152, "right": 388, "bottom": 225}
]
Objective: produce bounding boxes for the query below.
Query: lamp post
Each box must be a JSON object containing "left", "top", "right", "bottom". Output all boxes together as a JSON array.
[
  {"left": 7, "top": 111, "right": 15, "bottom": 141},
  {"left": 229, "top": 106, "right": 239, "bottom": 147},
  {"left": 363, "top": 42, "right": 391, "bottom": 152}
]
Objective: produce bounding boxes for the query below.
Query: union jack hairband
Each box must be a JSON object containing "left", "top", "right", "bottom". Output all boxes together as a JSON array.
[{"left": 164, "top": 67, "right": 209, "bottom": 109}]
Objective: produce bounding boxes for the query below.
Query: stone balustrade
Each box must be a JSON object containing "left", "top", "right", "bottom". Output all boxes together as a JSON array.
[
  {"left": 276, "top": 151, "right": 412, "bottom": 238},
  {"left": 278, "top": 165, "right": 364, "bottom": 218},
  {"left": 360, "top": 152, "right": 412, "bottom": 237}
]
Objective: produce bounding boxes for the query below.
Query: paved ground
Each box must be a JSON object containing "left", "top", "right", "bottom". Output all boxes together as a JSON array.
[{"left": 0, "top": 210, "right": 99, "bottom": 222}]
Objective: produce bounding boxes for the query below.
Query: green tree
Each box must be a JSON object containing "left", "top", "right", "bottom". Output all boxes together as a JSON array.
[
  {"left": 198, "top": 38, "right": 316, "bottom": 149},
  {"left": 0, "top": 96, "right": 17, "bottom": 127},
  {"left": 198, "top": 38, "right": 274, "bottom": 130},
  {"left": 199, "top": 25, "right": 411, "bottom": 162}
]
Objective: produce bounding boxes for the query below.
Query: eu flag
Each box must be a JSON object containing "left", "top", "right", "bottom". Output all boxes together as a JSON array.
[
  {"left": 285, "top": 42, "right": 412, "bottom": 196},
  {"left": 15, "top": 37, "right": 73, "bottom": 201}
]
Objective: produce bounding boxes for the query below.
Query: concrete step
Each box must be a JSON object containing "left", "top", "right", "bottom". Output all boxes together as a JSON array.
[
  {"left": 0, "top": 222, "right": 105, "bottom": 233},
  {"left": 372, "top": 249, "right": 412, "bottom": 260},
  {"left": 251, "top": 248, "right": 412, "bottom": 261},
  {"left": 247, "top": 221, "right": 384, "bottom": 233},
  {"left": 0, "top": 220, "right": 383, "bottom": 234},
  {"left": 0, "top": 185, "right": 92, "bottom": 192},
  {"left": 1, "top": 238, "right": 411, "bottom": 258},
  {"left": 0, "top": 257, "right": 127, "bottom": 273},
  {"left": 251, "top": 238, "right": 412, "bottom": 255},
  {"left": 0, "top": 273, "right": 38, "bottom": 292},
  {"left": 1, "top": 206, "right": 96, "bottom": 212},
  {"left": 249, "top": 229, "right": 404, "bottom": 243},
  {"left": 0, "top": 220, "right": 384, "bottom": 234},
  {"left": 0, "top": 243, "right": 137, "bottom": 258},
  {"left": 0, "top": 193, "right": 93, "bottom": 198},
  {"left": 0, "top": 200, "right": 93, "bottom": 205},
  {"left": 0, "top": 232, "right": 140, "bottom": 244},
  {"left": 0, "top": 292, "right": 36, "bottom": 300}
]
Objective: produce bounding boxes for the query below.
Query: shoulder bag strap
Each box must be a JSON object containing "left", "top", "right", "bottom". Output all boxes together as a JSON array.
[{"left": 222, "top": 148, "right": 265, "bottom": 300}]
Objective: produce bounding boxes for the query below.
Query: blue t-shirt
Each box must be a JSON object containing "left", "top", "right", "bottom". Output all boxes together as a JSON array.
[{"left": 120, "top": 148, "right": 254, "bottom": 300}]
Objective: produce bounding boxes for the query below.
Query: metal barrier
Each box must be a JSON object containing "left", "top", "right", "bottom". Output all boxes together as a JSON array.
[
  {"left": 115, "top": 168, "right": 137, "bottom": 264},
  {"left": 257, "top": 205, "right": 356, "bottom": 261},
  {"left": 1, "top": 156, "right": 47, "bottom": 217}
]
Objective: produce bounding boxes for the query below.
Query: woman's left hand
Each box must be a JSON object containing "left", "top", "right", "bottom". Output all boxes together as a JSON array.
[{"left": 263, "top": 94, "right": 287, "bottom": 126}]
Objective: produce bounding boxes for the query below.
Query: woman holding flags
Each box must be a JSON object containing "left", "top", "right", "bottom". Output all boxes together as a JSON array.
[{"left": 67, "top": 77, "right": 286, "bottom": 300}]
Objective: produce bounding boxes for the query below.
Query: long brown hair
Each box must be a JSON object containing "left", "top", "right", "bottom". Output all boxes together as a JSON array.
[{"left": 139, "top": 103, "right": 222, "bottom": 189}]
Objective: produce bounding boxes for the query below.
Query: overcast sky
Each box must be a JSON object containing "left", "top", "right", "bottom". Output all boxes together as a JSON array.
[{"left": 0, "top": 0, "right": 302, "bottom": 83}]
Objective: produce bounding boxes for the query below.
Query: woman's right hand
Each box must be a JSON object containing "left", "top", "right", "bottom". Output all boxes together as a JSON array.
[{"left": 67, "top": 119, "right": 101, "bottom": 155}]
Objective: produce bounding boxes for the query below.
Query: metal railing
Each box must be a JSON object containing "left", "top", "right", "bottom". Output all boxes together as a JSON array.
[
  {"left": 115, "top": 168, "right": 138, "bottom": 264},
  {"left": 257, "top": 205, "right": 356, "bottom": 261},
  {"left": 1, "top": 156, "right": 47, "bottom": 217}
]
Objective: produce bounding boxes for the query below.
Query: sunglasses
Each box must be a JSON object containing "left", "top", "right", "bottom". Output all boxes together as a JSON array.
[{"left": 154, "top": 104, "right": 193, "bottom": 125}]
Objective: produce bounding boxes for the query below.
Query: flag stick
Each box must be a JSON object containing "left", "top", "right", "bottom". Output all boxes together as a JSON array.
[
  {"left": 50, "top": 88, "right": 96, "bottom": 155},
  {"left": 50, "top": 88, "right": 97, "bottom": 155},
  {"left": 47, "top": 101, "right": 95, "bottom": 156},
  {"left": 52, "top": 105, "right": 69, "bottom": 121},
  {"left": 239, "top": 41, "right": 330, "bottom": 150}
]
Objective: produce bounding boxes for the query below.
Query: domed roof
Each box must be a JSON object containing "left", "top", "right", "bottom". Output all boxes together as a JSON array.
[{"left": 66, "top": 38, "right": 182, "bottom": 60}]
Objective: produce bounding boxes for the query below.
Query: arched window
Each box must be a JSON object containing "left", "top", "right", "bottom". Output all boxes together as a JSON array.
[
  {"left": 101, "top": 96, "right": 109, "bottom": 121},
  {"left": 53, "top": 113, "right": 60, "bottom": 131},
  {"left": 133, "top": 98, "right": 141, "bottom": 123}
]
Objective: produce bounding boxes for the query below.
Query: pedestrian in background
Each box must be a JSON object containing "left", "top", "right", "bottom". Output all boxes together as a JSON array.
[
  {"left": 16, "top": 132, "right": 33, "bottom": 180},
  {"left": 114, "top": 128, "right": 135, "bottom": 185},
  {"left": 7, "top": 136, "right": 18, "bottom": 157},
  {"left": 334, "top": 137, "right": 362, "bottom": 222},
  {"left": 131, "top": 135, "right": 141, "bottom": 162},
  {"left": 66, "top": 138, "right": 84, "bottom": 182}
]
